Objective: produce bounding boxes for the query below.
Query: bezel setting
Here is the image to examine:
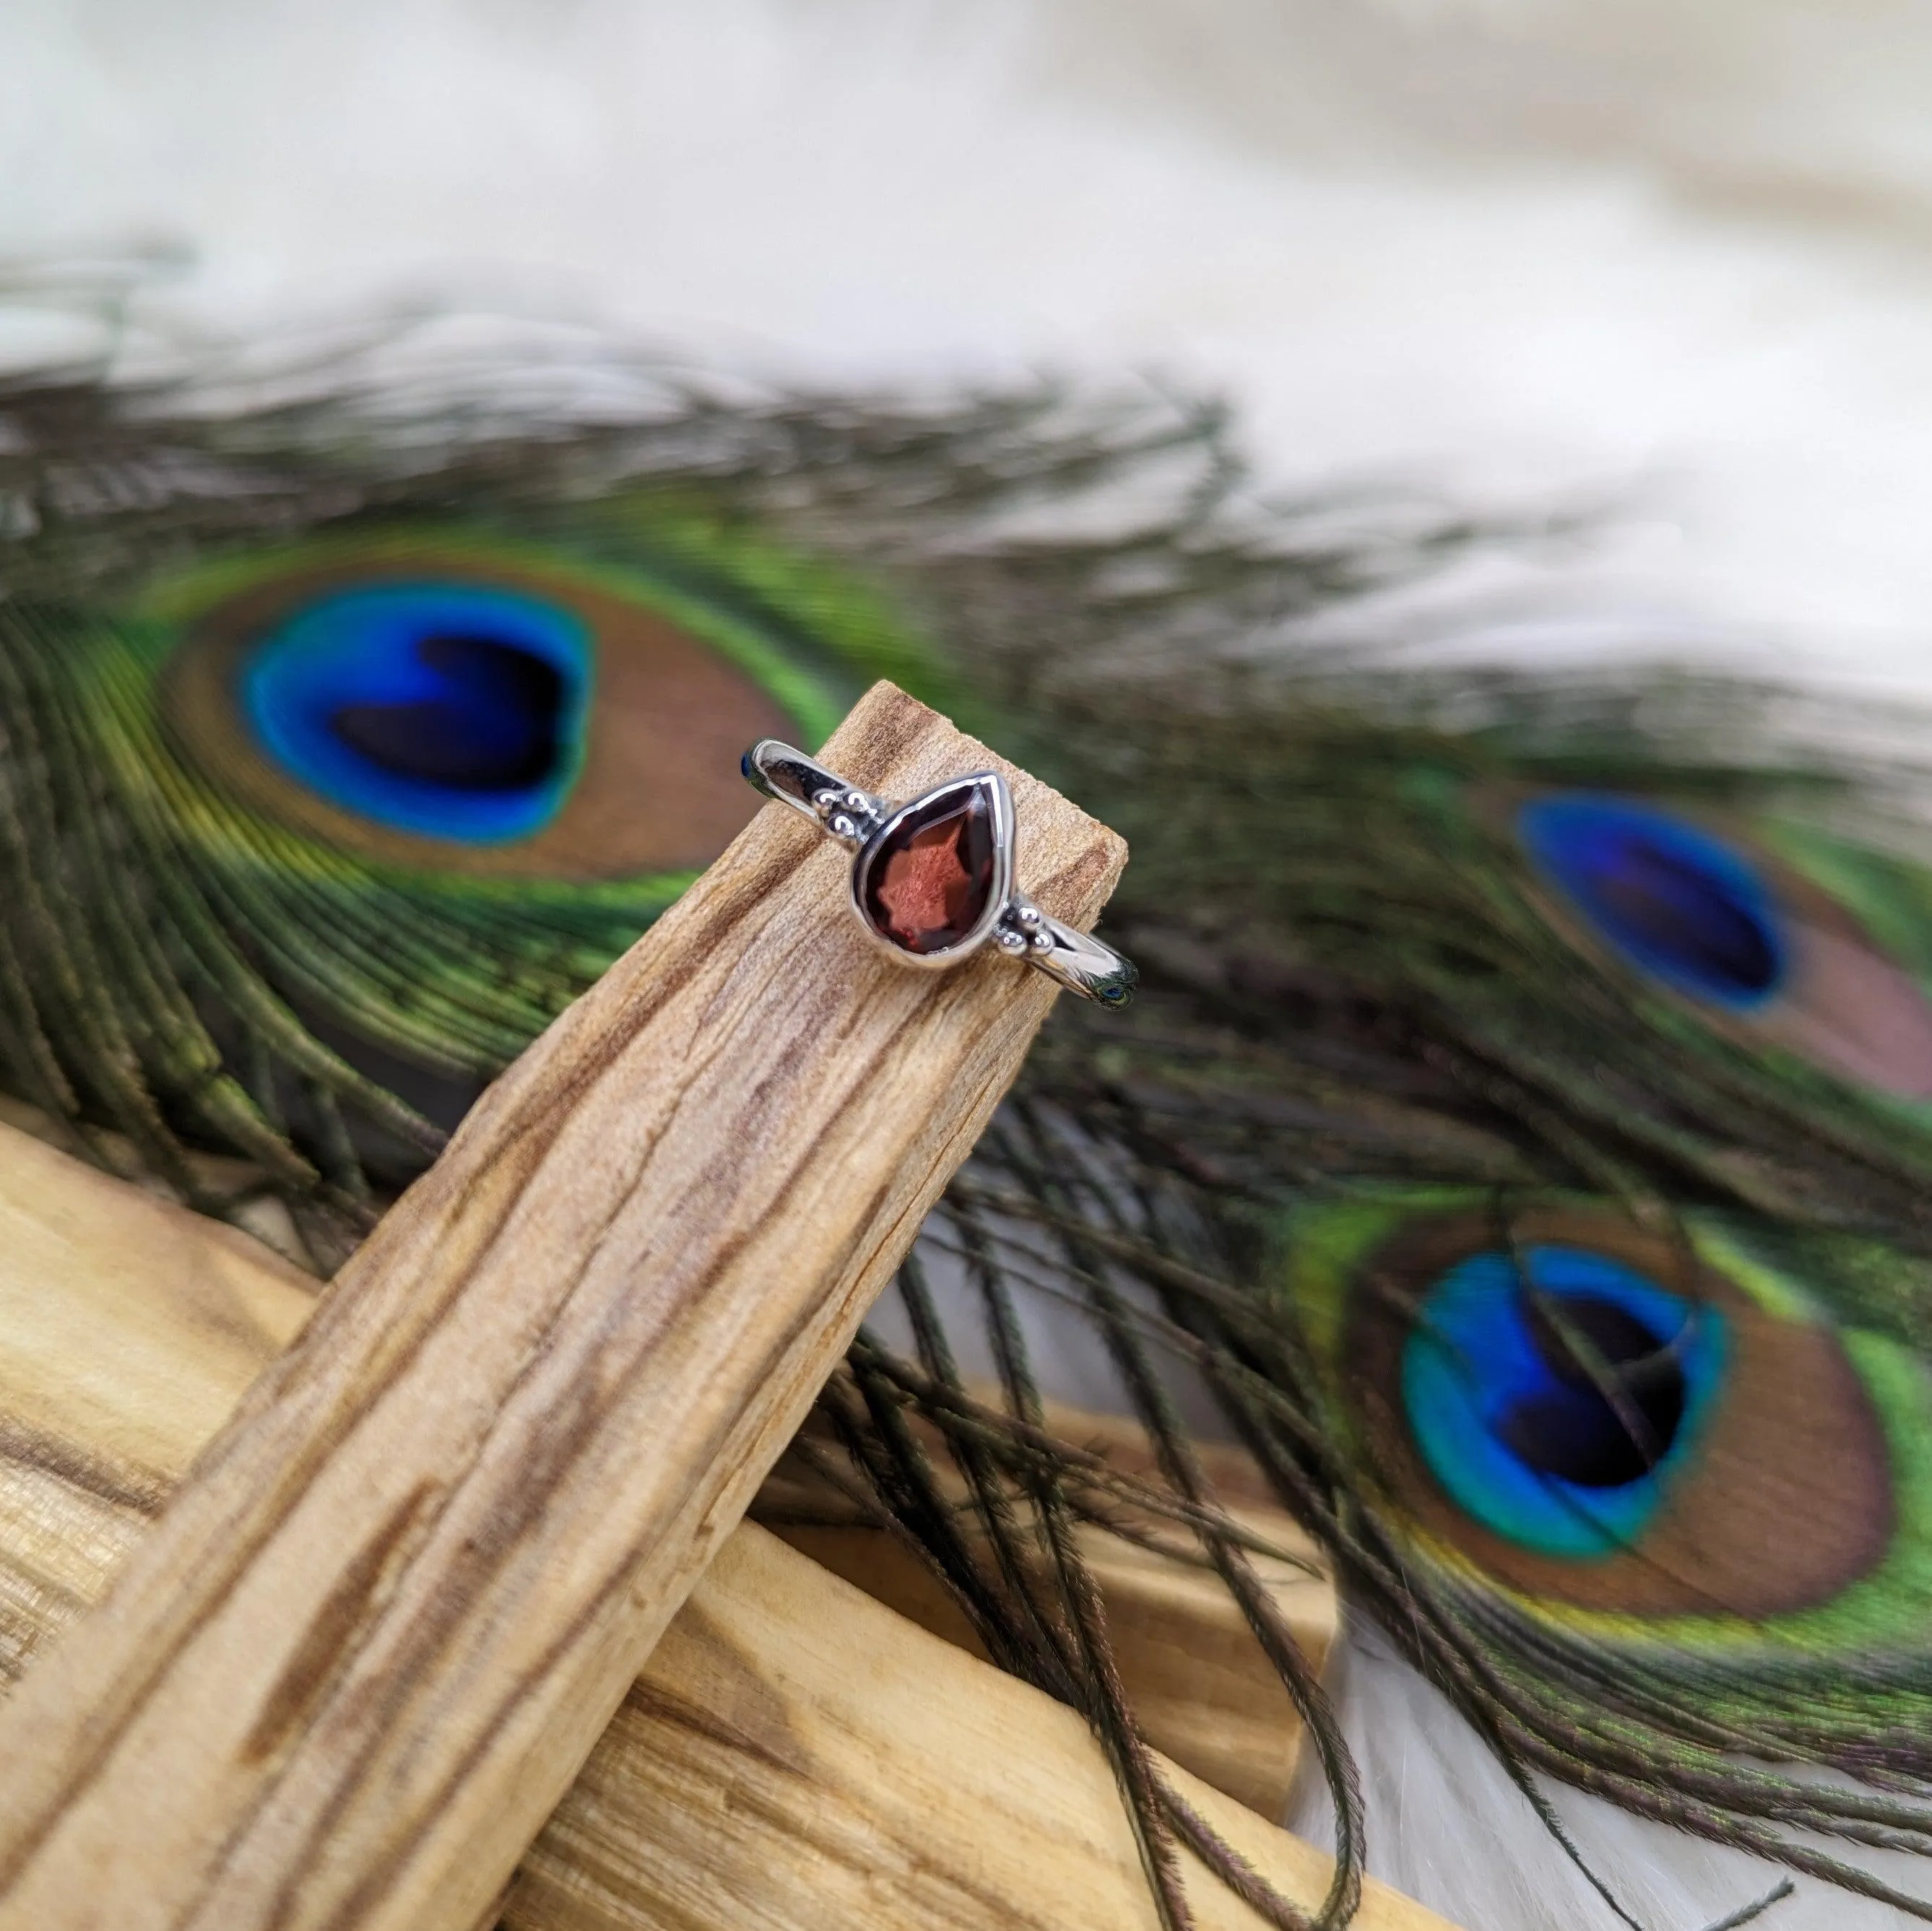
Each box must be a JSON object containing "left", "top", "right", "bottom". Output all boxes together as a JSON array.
[{"left": 848, "top": 773, "right": 1015, "bottom": 969}]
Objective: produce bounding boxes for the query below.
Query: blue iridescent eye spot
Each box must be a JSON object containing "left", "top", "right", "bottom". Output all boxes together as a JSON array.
[
  {"left": 239, "top": 583, "right": 592, "bottom": 843},
  {"left": 1517, "top": 794, "right": 1788, "bottom": 1010},
  {"left": 1400, "top": 1245, "right": 1728, "bottom": 1560}
]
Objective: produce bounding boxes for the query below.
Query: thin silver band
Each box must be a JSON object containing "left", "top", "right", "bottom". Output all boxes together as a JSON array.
[{"left": 742, "top": 739, "right": 1135, "bottom": 1007}]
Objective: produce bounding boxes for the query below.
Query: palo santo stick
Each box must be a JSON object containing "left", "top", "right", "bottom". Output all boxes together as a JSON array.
[
  {"left": 522, "top": 1524, "right": 1446, "bottom": 1931},
  {"left": 0, "top": 1121, "right": 1450, "bottom": 1931},
  {"left": 0, "top": 683, "right": 1126, "bottom": 1931},
  {"left": 0, "top": 1127, "right": 317, "bottom": 1689},
  {"left": 761, "top": 1407, "right": 1337, "bottom": 1820},
  {"left": 0, "top": 1108, "right": 1335, "bottom": 1823}
]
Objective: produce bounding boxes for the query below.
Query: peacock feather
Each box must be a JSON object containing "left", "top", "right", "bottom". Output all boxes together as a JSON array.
[{"left": 8, "top": 295, "right": 1932, "bottom": 1927}]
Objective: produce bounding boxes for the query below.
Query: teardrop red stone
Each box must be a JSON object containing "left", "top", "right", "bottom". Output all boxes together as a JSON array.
[{"left": 862, "top": 787, "right": 997, "bottom": 954}]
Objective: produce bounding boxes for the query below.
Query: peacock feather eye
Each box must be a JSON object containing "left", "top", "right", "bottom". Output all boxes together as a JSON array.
[
  {"left": 238, "top": 581, "right": 592, "bottom": 845},
  {"left": 1513, "top": 789, "right": 1932, "bottom": 1101},
  {"left": 1400, "top": 1242, "right": 1728, "bottom": 1561},
  {"left": 53, "top": 506, "right": 956, "bottom": 1089},
  {"left": 144, "top": 520, "right": 926, "bottom": 884},
  {"left": 1517, "top": 794, "right": 1785, "bottom": 1010},
  {"left": 1287, "top": 1194, "right": 1926, "bottom": 1626}
]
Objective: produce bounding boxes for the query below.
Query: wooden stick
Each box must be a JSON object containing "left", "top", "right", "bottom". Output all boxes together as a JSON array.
[
  {"left": 0, "top": 1104, "right": 1335, "bottom": 1823},
  {"left": 525, "top": 1521, "right": 1445, "bottom": 1931},
  {"left": 0, "top": 683, "right": 1126, "bottom": 1931},
  {"left": 761, "top": 1409, "right": 1337, "bottom": 1820},
  {"left": 0, "top": 1119, "right": 1451, "bottom": 1931}
]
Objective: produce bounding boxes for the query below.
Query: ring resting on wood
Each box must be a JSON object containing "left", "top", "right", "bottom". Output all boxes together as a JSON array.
[{"left": 744, "top": 737, "right": 1138, "bottom": 1005}]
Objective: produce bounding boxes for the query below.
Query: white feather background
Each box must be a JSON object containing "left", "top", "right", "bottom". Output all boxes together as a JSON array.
[{"left": 10, "top": 4, "right": 1932, "bottom": 1925}]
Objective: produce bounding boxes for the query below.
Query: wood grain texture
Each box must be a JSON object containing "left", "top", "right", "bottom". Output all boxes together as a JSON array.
[
  {"left": 0, "top": 1119, "right": 1451, "bottom": 1931},
  {"left": 0, "top": 682, "right": 1126, "bottom": 1931},
  {"left": 0, "top": 1125, "right": 313, "bottom": 1692},
  {"left": 521, "top": 1524, "right": 1447, "bottom": 1931},
  {"left": 762, "top": 1401, "right": 1337, "bottom": 1819},
  {"left": 0, "top": 1114, "right": 1335, "bottom": 1826}
]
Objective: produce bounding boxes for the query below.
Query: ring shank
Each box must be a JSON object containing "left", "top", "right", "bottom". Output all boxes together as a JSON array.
[
  {"left": 742, "top": 742, "right": 866, "bottom": 827},
  {"left": 1021, "top": 913, "right": 1138, "bottom": 1007}
]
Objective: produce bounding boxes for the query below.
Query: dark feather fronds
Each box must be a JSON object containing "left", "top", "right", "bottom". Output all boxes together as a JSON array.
[{"left": 8, "top": 281, "right": 1932, "bottom": 1927}]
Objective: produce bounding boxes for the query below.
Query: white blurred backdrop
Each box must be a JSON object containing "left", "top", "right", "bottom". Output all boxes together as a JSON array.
[{"left": 9, "top": 0, "right": 1932, "bottom": 690}]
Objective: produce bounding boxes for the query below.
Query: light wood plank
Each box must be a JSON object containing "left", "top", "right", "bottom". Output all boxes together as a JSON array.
[
  {"left": 764, "top": 1400, "right": 1336, "bottom": 1819},
  {"left": 0, "top": 682, "right": 1126, "bottom": 1931},
  {"left": 519, "top": 1523, "right": 1442, "bottom": 1931},
  {"left": 0, "top": 1106, "right": 1337, "bottom": 1823},
  {"left": 0, "top": 1119, "right": 1455, "bottom": 1929}
]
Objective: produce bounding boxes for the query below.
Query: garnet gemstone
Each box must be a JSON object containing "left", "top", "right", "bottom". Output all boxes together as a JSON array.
[{"left": 861, "top": 783, "right": 999, "bottom": 955}]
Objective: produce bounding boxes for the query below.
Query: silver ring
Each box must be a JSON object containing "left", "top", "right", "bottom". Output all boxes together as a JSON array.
[{"left": 742, "top": 739, "right": 1135, "bottom": 1007}]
